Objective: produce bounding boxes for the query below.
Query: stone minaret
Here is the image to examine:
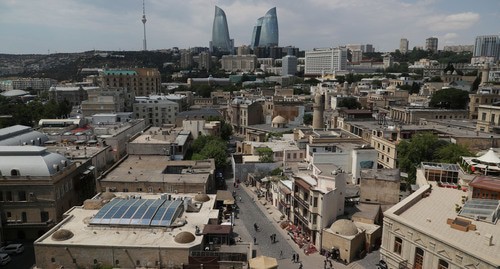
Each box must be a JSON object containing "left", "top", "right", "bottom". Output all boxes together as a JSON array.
[
  {"left": 481, "top": 63, "right": 490, "bottom": 86},
  {"left": 313, "top": 92, "right": 325, "bottom": 129}
]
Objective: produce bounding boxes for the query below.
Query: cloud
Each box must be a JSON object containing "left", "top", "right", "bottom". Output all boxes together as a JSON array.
[
  {"left": 0, "top": 0, "right": 494, "bottom": 54},
  {"left": 421, "top": 12, "right": 480, "bottom": 32}
]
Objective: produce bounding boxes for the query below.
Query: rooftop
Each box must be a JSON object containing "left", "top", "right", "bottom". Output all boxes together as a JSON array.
[
  {"left": 35, "top": 193, "right": 219, "bottom": 249},
  {"left": 385, "top": 185, "right": 500, "bottom": 266},
  {"left": 100, "top": 155, "right": 214, "bottom": 184}
]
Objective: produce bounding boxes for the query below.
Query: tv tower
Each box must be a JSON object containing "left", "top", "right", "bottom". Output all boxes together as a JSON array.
[{"left": 141, "top": 0, "right": 147, "bottom": 51}]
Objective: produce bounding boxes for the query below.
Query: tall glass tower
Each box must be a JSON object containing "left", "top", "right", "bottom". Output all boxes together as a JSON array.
[
  {"left": 251, "top": 7, "right": 278, "bottom": 48},
  {"left": 474, "top": 35, "right": 500, "bottom": 60},
  {"left": 210, "top": 6, "right": 234, "bottom": 53}
]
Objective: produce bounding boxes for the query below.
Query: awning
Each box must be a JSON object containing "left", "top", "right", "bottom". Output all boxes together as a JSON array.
[{"left": 280, "top": 187, "right": 291, "bottom": 195}]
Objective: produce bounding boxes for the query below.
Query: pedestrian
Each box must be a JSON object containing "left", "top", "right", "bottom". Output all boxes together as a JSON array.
[
  {"left": 279, "top": 250, "right": 283, "bottom": 259},
  {"left": 253, "top": 236, "right": 256, "bottom": 244},
  {"left": 296, "top": 253, "right": 299, "bottom": 263},
  {"left": 329, "top": 260, "right": 332, "bottom": 267},
  {"left": 299, "top": 261, "right": 303, "bottom": 269},
  {"left": 273, "top": 233, "right": 276, "bottom": 243},
  {"left": 291, "top": 254, "right": 295, "bottom": 263},
  {"left": 270, "top": 235, "right": 273, "bottom": 243},
  {"left": 324, "top": 259, "right": 327, "bottom": 269}
]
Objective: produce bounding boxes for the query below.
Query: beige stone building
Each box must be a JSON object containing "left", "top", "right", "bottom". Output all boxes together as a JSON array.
[
  {"left": 359, "top": 169, "right": 400, "bottom": 205},
  {"left": 476, "top": 104, "right": 500, "bottom": 132},
  {"left": 322, "top": 219, "right": 381, "bottom": 263},
  {"left": 99, "top": 68, "right": 161, "bottom": 96},
  {"left": 380, "top": 184, "right": 500, "bottom": 269},
  {"left": 468, "top": 90, "right": 500, "bottom": 120},
  {"left": 34, "top": 192, "right": 228, "bottom": 269},
  {"left": 228, "top": 98, "right": 264, "bottom": 135},
  {"left": 389, "top": 107, "right": 468, "bottom": 124},
  {"left": 221, "top": 55, "right": 258, "bottom": 72},
  {"left": 0, "top": 146, "right": 95, "bottom": 240},
  {"left": 81, "top": 87, "right": 134, "bottom": 117},
  {"left": 98, "top": 156, "right": 216, "bottom": 195}
]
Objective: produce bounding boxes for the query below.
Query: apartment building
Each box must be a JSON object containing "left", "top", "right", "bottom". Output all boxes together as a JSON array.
[
  {"left": 99, "top": 68, "right": 161, "bottom": 96},
  {"left": 133, "top": 96, "right": 179, "bottom": 127}
]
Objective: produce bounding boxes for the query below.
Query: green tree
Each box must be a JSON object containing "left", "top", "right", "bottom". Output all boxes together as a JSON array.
[
  {"left": 189, "top": 135, "right": 228, "bottom": 168},
  {"left": 303, "top": 114, "right": 313, "bottom": 125},
  {"left": 434, "top": 143, "right": 472, "bottom": 164},
  {"left": 256, "top": 147, "right": 274, "bottom": 163},
  {"left": 397, "top": 132, "right": 448, "bottom": 184},
  {"left": 429, "top": 88, "right": 469, "bottom": 109},
  {"left": 338, "top": 97, "right": 362, "bottom": 109}
]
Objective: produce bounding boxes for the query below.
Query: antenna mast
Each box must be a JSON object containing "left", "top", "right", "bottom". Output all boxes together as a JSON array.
[{"left": 142, "top": 0, "right": 147, "bottom": 51}]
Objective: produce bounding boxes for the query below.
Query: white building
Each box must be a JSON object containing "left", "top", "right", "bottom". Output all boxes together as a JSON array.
[{"left": 305, "top": 47, "right": 348, "bottom": 76}]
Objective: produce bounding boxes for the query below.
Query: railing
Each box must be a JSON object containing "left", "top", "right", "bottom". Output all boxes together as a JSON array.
[
  {"left": 294, "top": 194, "right": 309, "bottom": 209},
  {"left": 294, "top": 208, "right": 309, "bottom": 225}
]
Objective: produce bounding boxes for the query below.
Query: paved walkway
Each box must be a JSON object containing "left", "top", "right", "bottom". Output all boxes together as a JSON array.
[{"left": 228, "top": 180, "right": 362, "bottom": 269}]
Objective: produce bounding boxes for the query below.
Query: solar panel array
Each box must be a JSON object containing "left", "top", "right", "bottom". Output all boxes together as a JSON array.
[
  {"left": 459, "top": 199, "right": 500, "bottom": 224},
  {"left": 90, "top": 198, "right": 184, "bottom": 227}
]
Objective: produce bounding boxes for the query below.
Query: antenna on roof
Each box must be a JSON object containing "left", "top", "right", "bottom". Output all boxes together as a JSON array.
[{"left": 141, "top": 0, "right": 148, "bottom": 51}]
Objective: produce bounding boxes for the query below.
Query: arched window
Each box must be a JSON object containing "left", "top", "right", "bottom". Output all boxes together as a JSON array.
[
  {"left": 11, "top": 169, "right": 20, "bottom": 176},
  {"left": 438, "top": 259, "right": 449, "bottom": 269},
  {"left": 393, "top": 237, "right": 402, "bottom": 254},
  {"left": 414, "top": 247, "right": 424, "bottom": 269}
]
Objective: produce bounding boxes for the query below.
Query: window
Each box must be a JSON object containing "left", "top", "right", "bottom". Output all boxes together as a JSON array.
[
  {"left": 18, "top": 191, "right": 26, "bottom": 201},
  {"left": 438, "top": 259, "right": 449, "bottom": 269},
  {"left": 393, "top": 237, "right": 402, "bottom": 255},
  {"left": 313, "top": 197, "right": 318, "bottom": 207},
  {"left": 41, "top": 211, "right": 49, "bottom": 222},
  {"left": 414, "top": 247, "right": 424, "bottom": 269},
  {"left": 11, "top": 169, "right": 20, "bottom": 176},
  {"left": 482, "top": 113, "right": 487, "bottom": 121},
  {"left": 0, "top": 192, "right": 3, "bottom": 201},
  {"left": 6, "top": 191, "right": 12, "bottom": 201}
]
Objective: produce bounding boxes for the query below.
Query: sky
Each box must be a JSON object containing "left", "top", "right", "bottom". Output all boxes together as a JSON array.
[{"left": 0, "top": 0, "right": 499, "bottom": 54}]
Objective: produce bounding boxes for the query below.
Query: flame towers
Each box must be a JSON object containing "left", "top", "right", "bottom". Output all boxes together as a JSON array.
[
  {"left": 210, "top": 6, "right": 234, "bottom": 53},
  {"left": 251, "top": 7, "right": 279, "bottom": 48}
]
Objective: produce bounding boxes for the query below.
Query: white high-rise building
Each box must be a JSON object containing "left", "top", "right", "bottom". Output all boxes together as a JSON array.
[
  {"left": 304, "top": 47, "right": 347, "bottom": 76},
  {"left": 399, "top": 38, "right": 409, "bottom": 54},
  {"left": 282, "top": 55, "right": 297, "bottom": 75}
]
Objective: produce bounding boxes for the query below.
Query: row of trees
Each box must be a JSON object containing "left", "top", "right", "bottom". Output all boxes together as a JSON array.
[{"left": 0, "top": 97, "right": 71, "bottom": 128}]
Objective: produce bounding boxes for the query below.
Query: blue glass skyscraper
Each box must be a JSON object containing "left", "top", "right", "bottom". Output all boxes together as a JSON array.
[
  {"left": 210, "top": 6, "right": 234, "bottom": 53},
  {"left": 251, "top": 7, "right": 278, "bottom": 48}
]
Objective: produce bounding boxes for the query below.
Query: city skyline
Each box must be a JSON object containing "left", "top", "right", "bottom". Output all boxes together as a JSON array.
[{"left": 0, "top": 0, "right": 499, "bottom": 54}]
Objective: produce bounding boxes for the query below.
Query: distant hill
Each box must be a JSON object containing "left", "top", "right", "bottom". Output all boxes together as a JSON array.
[{"left": 0, "top": 50, "right": 176, "bottom": 82}]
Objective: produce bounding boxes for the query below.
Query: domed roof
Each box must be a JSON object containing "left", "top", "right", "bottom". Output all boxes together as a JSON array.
[
  {"left": 194, "top": 193, "right": 210, "bottom": 202},
  {"left": 174, "top": 231, "right": 195, "bottom": 244},
  {"left": 52, "top": 229, "right": 74, "bottom": 241},
  {"left": 100, "top": 192, "right": 116, "bottom": 200},
  {"left": 272, "top": 115, "right": 287, "bottom": 124},
  {"left": 1, "top": 89, "right": 28, "bottom": 97},
  {"left": 330, "top": 219, "right": 358, "bottom": 236}
]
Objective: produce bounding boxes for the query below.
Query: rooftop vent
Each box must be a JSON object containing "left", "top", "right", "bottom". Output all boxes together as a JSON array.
[{"left": 446, "top": 217, "right": 476, "bottom": 232}]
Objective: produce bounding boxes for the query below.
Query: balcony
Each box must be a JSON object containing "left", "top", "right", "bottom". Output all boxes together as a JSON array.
[
  {"left": 293, "top": 194, "right": 309, "bottom": 209},
  {"left": 294, "top": 208, "right": 309, "bottom": 225}
]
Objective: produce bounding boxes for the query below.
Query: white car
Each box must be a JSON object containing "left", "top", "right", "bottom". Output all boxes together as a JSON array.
[
  {"left": 0, "top": 253, "right": 11, "bottom": 265},
  {"left": 1, "top": 244, "right": 24, "bottom": 255}
]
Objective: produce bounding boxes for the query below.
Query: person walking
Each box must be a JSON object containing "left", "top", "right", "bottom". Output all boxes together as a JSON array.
[
  {"left": 291, "top": 254, "right": 296, "bottom": 263},
  {"left": 279, "top": 250, "right": 283, "bottom": 259},
  {"left": 253, "top": 236, "right": 256, "bottom": 244}
]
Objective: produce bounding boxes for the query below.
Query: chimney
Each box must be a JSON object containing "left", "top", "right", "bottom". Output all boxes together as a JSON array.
[{"left": 484, "top": 234, "right": 493, "bottom": 246}]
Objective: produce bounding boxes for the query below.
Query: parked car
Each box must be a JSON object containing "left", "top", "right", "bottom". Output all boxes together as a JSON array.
[
  {"left": 0, "top": 244, "right": 24, "bottom": 255},
  {"left": 63, "top": 132, "right": 72, "bottom": 136},
  {"left": 0, "top": 253, "right": 10, "bottom": 265},
  {"left": 75, "top": 132, "right": 84, "bottom": 136}
]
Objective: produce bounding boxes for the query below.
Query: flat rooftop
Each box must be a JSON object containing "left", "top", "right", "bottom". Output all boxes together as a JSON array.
[
  {"left": 101, "top": 155, "right": 213, "bottom": 183},
  {"left": 35, "top": 193, "right": 219, "bottom": 249},
  {"left": 385, "top": 185, "right": 500, "bottom": 266},
  {"left": 129, "top": 127, "right": 182, "bottom": 145}
]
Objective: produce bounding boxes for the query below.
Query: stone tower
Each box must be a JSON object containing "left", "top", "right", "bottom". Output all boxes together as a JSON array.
[{"left": 313, "top": 92, "right": 325, "bottom": 129}]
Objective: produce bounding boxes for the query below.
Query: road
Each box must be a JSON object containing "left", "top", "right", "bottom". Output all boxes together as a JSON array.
[{"left": 229, "top": 182, "right": 295, "bottom": 262}]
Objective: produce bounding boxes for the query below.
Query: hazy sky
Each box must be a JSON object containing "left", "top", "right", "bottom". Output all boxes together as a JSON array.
[{"left": 1, "top": 0, "right": 499, "bottom": 54}]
